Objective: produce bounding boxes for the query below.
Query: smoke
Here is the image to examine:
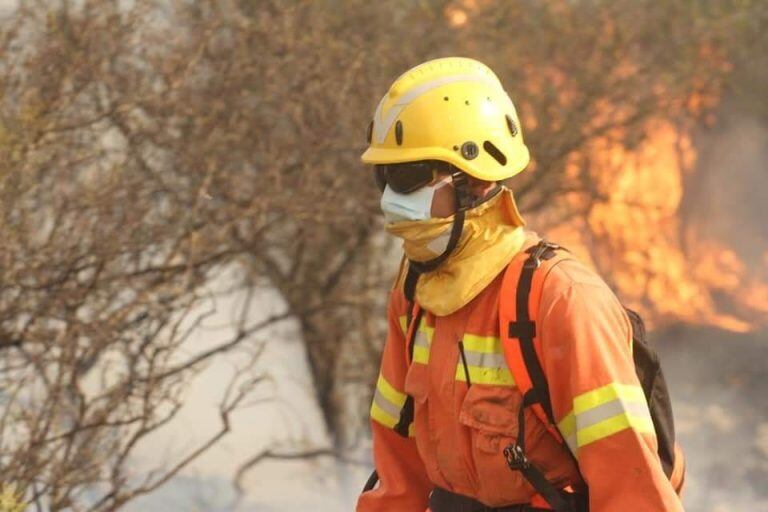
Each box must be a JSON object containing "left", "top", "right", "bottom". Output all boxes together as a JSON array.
[
  {"left": 681, "top": 97, "right": 768, "bottom": 272},
  {"left": 658, "top": 96, "right": 768, "bottom": 511},
  {"left": 653, "top": 325, "right": 768, "bottom": 511}
]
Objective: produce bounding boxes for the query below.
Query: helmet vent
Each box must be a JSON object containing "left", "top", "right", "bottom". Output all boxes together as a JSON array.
[
  {"left": 483, "top": 141, "right": 507, "bottom": 166},
  {"left": 506, "top": 115, "right": 518, "bottom": 137},
  {"left": 395, "top": 120, "right": 403, "bottom": 145},
  {"left": 366, "top": 121, "right": 373, "bottom": 144}
]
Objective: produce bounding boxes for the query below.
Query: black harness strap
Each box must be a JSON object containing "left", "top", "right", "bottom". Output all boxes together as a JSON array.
[
  {"left": 394, "top": 306, "right": 424, "bottom": 437},
  {"left": 361, "top": 469, "right": 379, "bottom": 493},
  {"left": 501, "top": 390, "right": 573, "bottom": 512},
  {"left": 404, "top": 264, "right": 420, "bottom": 304},
  {"left": 508, "top": 242, "right": 561, "bottom": 424},
  {"left": 429, "top": 486, "right": 587, "bottom": 512},
  {"left": 504, "top": 241, "right": 577, "bottom": 512},
  {"left": 429, "top": 486, "right": 553, "bottom": 511}
]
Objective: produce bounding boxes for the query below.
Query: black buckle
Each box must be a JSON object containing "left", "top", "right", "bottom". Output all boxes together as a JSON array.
[
  {"left": 504, "top": 443, "right": 530, "bottom": 470},
  {"left": 524, "top": 241, "right": 561, "bottom": 270}
]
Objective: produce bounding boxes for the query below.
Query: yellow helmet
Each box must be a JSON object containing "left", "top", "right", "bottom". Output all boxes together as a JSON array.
[{"left": 362, "top": 57, "right": 530, "bottom": 182}]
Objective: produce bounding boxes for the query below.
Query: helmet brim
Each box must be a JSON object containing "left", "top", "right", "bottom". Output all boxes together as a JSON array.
[{"left": 361, "top": 145, "right": 530, "bottom": 182}]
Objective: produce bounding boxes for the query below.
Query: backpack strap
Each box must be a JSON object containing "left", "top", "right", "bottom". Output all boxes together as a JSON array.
[
  {"left": 499, "top": 240, "right": 572, "bottom": 441},
  {"left": 500, "top": 240, "right": 580, "bottom": 512}
]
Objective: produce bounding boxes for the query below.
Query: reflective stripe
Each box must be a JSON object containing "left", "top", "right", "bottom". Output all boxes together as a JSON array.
[
  {"left": 413, "top": 346, "right": 430, "bottom": 364},
  {"left": 578, "top": 399, "right": 650, "bottom": 430},
  {"left": 455, "top": 365, "right": 515, "bottom": 386},
  {"left": 573, "top": 382, "right": 646, "bottom": 414},
  {"left": 578, "top": 411, "right": 654, "bottom": 447},
  {"left": 414, "top": 330, "right": 431, "bottom": 348},
  {"left": 462, "top": 333, "right": 504, "bottom": 354},
  {"left": 412, "top": 325, "right": 433, "bottom": 365},
  {"left": 373, "top": 388, "right": 403, "bottom": 419},
  {"left": 558, "top": 412, "right": 578, "bottom": 454},
  {"left": 397, "top": 315, "right": 433, "bottom": 364},
  {"left": 455, "top": 334, "right": 515, "bottom": 386},
  {"left": 462, "top": 350, "right": 506, "bottom": 368},
  {"left": 370, "top": 374, "right": 409, "bottom": 433},
  {"left": 373, "top": 73, "right": 501, "bottom": 143},
  {"left": 557, "top": 383, "right": 653, "bottom": 455},
  {"left": 398, "top": 315, "right": 407, "bottom": 336},
  {"left": 376, "top": 374, "right": 406, "bottom": 408},
  {"left": 371, "top": 400, "right": 399, "bottom": 429}
]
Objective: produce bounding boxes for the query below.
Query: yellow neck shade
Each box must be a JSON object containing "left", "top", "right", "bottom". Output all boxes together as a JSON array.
[{"left": 386, "top": 187, "right": 526, "bottom": 316}]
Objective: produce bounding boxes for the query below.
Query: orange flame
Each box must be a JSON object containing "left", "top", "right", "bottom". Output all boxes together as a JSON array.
[{"left": 546, "top": 120, "right": 768, "bottom": 332}]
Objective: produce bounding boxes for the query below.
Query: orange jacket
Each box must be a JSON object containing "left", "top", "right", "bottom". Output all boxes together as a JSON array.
[{"left": 357, "top": 235, "right": 685, "bottom": 512}]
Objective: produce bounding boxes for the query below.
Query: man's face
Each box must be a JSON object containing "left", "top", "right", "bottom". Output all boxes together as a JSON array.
[{"left": 374, "top": 162, "right": 496, "bottom": 219}]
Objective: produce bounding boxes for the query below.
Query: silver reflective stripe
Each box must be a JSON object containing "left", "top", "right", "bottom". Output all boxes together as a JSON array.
[
  {"left": 564, "top": 432, "right": 578, "bottom": 455},
  {"left": 373, "top": 73, "right": 501, "bottom": 143},
  {"left": 414, "top": 330, "right": 430, "bottom": 349},
  {"left": 577, "top": 399, "right": 650, "bottom": 431},
  {"left": 373, "top": 388, "right": 403, "bottom": 419},
  {"left": 462, "top": 350, "right": 506, "bottom": 369}
]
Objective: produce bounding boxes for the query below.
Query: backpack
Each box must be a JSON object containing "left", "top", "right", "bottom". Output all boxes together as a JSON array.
[{"left": 363, "top": 240, "right": 685, "bottom": 511}]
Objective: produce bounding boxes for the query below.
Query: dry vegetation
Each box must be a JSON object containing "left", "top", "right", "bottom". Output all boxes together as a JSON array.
[{"left": 0, "top": 0, "right": 764, "bottom": 509}]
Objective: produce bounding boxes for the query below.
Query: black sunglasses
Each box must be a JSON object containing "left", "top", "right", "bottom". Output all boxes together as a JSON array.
[{"left": 373, "top": 160, "right": 452, "bottom": 194}]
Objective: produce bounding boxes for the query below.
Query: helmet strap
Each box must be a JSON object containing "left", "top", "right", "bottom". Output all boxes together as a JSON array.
[{"left": 407, "top": 170, "right": 473, "bottom": 276}]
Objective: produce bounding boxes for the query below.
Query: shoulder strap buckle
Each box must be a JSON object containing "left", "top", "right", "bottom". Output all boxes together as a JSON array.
[
  {"left": 524, "top": 240, "right": 562, "bottom": 269},
  {"left": 504, "top": 443, "right": 531, "bottom": 470}
]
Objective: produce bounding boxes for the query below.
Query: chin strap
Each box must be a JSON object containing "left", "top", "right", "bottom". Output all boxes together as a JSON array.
[{"left": 408, "top": 171, "right": 494, "bottom": 277}]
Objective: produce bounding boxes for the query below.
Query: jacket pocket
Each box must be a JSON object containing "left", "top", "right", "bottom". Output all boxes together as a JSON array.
[
  {"left": 458, "top": 384, "right": 521, "bottom": 439},
  {"left": 457, "top": 385, "right": 537, "bottom": 506}
]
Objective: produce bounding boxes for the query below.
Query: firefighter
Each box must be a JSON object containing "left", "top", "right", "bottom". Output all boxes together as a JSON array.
[{"left": 356, "top": 57, "right": 685, "bottom": 512}]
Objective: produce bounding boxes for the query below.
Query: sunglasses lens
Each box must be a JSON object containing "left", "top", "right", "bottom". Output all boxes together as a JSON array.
[
  {"left": 376, "top": 162, "right": 440, "bottom": 194},
  {"left": 373, "top": 166, "right": 387, "bottom": 192}
]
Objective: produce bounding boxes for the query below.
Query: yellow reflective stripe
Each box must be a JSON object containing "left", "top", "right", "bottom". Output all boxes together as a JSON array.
[
  {"left": 558, "top": 411, "right": 576, "bottom": 437},
  {"left": 411, "top": 325, "right": 433, "bottom": 365},
  {"left": 557, "top": 411, "right": 578, "bottom": 454},
  {"left": 558, "top": 383, "right": 653, "bottom": 455},
  {"left": 456, "top": 333, "right": 513, "bottom": 386},
  {"left": 370, "top": 401, "right": 414, "bottom": 436},
  {"left": 398, "top": 314, "right": 434, "bottom": 342},
  {"left": 371, "top": 374, "right": 414, "bottom": 435},
  {"left": 462, "top": 333, "right": 502, "bottom": 354},
  {"left": 455, "top": 365, "right": 515, "bottom": 386},
  {"left": 577, "top": 412, "right": 655, "bottom": 448},
  {"left": 376, "top": 374, "right": 406, "bottom": 408},
  {"left": 370, "top": 400, "right": 399, "bottom": 429},
  {"left": 413, "top": 345, "right": 430, "bottom": 364},
  {"left": 573, "top": 383, "right": 646, "bottom": 414}
]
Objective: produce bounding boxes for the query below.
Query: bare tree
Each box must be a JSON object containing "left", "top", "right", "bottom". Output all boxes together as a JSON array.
[{"left": 0, "top": 2, "right": 288, "bottom": 510}]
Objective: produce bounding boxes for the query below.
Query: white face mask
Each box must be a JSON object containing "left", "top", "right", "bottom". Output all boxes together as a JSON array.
[{"left": 380, "top": 178, "right": 450, "bottom": 224}]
